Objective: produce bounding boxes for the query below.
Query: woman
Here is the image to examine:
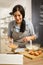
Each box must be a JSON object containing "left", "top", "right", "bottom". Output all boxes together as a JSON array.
[{"left": 8, "top": 5, "right": 36, "bottom": 47}]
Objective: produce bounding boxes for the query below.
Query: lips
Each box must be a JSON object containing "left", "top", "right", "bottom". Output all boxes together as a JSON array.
[{"left": 16, "top": 19, "right": 19, "bottom": 21}]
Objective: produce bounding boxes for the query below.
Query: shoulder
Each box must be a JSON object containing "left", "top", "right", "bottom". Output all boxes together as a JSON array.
[
  {"left": 9, "top": 20, "right": 15, "bottom": 26},
  {"left": 24, "top": 18, "right": 32, "bottom": 26}
]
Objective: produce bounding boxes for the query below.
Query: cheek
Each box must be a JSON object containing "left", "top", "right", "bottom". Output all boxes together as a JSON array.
[{"left": 20, "top": 16, "right": 22, "bottom": 20}]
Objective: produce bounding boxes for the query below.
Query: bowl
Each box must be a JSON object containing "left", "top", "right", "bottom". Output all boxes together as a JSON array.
[
  {"left": 26, "top": 43, "right": 40, "bottom": 50},
  {"left": 9, "top": 43, "right": 18, "bottom": 49}
]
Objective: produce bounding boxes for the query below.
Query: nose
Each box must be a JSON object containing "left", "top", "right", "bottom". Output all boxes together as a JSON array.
[{"left": 16, "top": 16, "right": 19, "bottom": 20}]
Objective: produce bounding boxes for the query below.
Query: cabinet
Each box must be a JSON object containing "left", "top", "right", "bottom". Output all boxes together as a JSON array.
[{"left": 32, "top": 0, "right": 43, "bottom": 46}]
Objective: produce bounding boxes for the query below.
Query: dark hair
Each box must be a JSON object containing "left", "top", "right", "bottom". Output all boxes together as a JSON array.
[
  {"left": 10, "top": 5, "right": 25, "bottom": 18},
  {"left": 20, "top": 20, "right": 26, "bottom": 32}
]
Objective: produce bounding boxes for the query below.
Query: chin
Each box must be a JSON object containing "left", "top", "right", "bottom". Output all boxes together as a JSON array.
[{"left": 17, "top": 21, "right": 21, "bottom": 24}]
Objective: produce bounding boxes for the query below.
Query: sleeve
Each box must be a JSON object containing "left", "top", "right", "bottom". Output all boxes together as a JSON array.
[
  {"left": 8, "top": 22, "right": 12, "bottom": 38},
  {"left": 25, "top": 18, "right": 37, "bottom": 39},
  {"left": 28, "top": 21, "right": 37, "bottom": 38},
  {"left": 29, "top": 21, "right": 35, "bottom": 35}
]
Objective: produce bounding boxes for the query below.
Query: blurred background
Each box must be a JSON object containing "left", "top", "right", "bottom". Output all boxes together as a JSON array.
[
  {"left": 0, "top": 0, "right": 32, "bottom": 53},
  {"left": 0, "top": 0, "right": 43, "bottom": 53}
]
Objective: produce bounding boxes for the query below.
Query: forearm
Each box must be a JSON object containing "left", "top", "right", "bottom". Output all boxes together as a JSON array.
[
  {"left": 27, "top": 35, "right": 36, "bottom": 41},
  {"left": 8, "top": 36, "right": 13, "bottom": 43},
  {"left": 22, "top": 35, "right": 36, "bottom": 42},
  {"left": 8, "top": 36, "right": 12, "bottom": 39}
]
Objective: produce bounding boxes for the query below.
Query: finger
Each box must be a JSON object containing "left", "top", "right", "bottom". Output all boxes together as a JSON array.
[{"left": 23, "top": 38, "right": 27, "bottom": 42}]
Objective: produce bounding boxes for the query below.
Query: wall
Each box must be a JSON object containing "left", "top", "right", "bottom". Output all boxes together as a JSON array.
[{"left": 0, "top": 8, "right": 11, "bottom": 19}]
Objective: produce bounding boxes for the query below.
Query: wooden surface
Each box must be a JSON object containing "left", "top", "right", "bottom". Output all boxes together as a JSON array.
[
  {"left": 23, "top": 56, "right": 43, "bottom": 65},
  {"left": 19, "top": 51, "right": 43, "bottom": 59},
  {"left": 11, "top": 48, "right": 43, "bottom": 59}
]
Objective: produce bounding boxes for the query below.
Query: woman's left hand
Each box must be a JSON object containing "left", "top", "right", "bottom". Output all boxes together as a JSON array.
[{"left": 22, "top": 37, "right": 30, "bottom": 42}]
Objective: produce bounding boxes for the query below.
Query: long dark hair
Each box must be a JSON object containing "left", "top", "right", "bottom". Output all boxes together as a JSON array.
[
  {"left": 10, "top": 5, "right": 25, "bottom": 18},
  {"left": 20, "top": 19, "right": 26, "bottom": 33}
]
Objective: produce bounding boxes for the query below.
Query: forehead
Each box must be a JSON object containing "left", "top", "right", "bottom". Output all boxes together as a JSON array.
[{"left": 14, "top": 11, "right": 22, "bottom": 15}]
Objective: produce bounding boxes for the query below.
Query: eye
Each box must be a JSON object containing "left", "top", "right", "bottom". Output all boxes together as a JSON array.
[
  {"left": 18, "top": 15, "right": 20, "bottom": 17},
  {"left": 14, "top": 15, "right": 17, "bottom": 17}
]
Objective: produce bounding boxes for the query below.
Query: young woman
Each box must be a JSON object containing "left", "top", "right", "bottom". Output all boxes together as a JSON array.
[{"left": 8, "top": 5, "right": 36, "bottom": 47}]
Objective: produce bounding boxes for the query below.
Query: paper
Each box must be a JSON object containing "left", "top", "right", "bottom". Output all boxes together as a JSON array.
[{"left": 15, "top": 48, "right": 25, "bottom": 52}]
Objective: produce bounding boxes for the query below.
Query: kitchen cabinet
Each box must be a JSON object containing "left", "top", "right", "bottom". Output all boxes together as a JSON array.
[{"left": 32, "top": 0, "right": 43, "bottom": 47}]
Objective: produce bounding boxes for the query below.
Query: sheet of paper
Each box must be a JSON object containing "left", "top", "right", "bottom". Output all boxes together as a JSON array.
[{"left": 15, "top": 48, "right": 25, "bottom": 52}]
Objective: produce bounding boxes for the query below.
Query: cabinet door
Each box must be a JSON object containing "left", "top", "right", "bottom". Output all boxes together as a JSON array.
[{"left": 32, "top": 0, "right": 43, "bottom": 46}]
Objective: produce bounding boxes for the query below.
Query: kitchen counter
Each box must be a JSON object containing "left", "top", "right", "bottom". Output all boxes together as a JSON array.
[
  {"left": 0, "top": 56, "right": 43, "bottom": 65},
  {"left": 0, "top": 41, "right": 43, "bottom": 65},
  {"left": 23, "top": 56, "right": 43, "bottom": 65}
]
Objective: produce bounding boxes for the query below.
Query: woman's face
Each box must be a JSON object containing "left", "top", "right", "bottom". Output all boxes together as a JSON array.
[{"left": 13, "top": 11, "right": 23, "bottom": 24}]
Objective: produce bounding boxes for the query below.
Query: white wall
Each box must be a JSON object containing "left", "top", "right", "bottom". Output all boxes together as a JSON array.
[
  {"left": 0, "top": 8, "right": 11, "bottom": 19},
  {"left": 25, "top": 0, "right": 32, "bottom": 20}
]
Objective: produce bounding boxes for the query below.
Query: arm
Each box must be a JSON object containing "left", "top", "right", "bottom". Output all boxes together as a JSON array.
[
  {"left": 27, "top": 35, "right": 36, "bottom": 41},
  {"left": 22, "top": 20, "right": 37, "bottom": 42},
  {"left": 22, "top": 35, "right": 36, "bottom": 42},
  {"left": 27, "top": 21, "right": 36, "bottom": 40},
  {"left": 8, "top": 22, "right": 12, "bottom": 38},
  {"left": 8, "top": 22, "right": 13, "bottom": 43}
]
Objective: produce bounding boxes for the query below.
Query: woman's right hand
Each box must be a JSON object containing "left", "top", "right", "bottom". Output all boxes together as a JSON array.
[{"left": 8, "top": 37, "right": 13, "bottom": 44}]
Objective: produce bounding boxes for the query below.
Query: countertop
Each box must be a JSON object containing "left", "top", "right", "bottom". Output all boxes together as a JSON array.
[{"left": 0, "top": 41, "right": 43, "bottom": 65}]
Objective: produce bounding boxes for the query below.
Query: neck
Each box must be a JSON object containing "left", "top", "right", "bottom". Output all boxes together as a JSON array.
[{"left": 16, "top": 23, "right": 21, "bottom": 27}]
